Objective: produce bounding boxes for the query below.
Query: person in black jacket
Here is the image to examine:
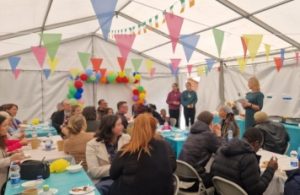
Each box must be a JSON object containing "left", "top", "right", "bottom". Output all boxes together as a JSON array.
[
  {"left": 179, "top": 111, "right": 222, "bottom": 188},
  {"left": 284, "top": 168, "right": 300, "bottom": 195},
  {"left": 51, "top": 100, "right": 71, "bottom": 135},
  {"left": 211, "top": 127, "right": 278, "bottom": 195},
  {"left": 254, "top": 111, "right": 290, "bottom": 154},
  {"left": 109, "top": 113, "right": 176, "bottom": 195}
]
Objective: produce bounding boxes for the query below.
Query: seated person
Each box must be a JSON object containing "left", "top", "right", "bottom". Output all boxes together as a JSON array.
[
  {"left": 211, "top": 127, "right": 278, "bottom": 195},
  {"left": 160, "top": 109, "right": 170, "bottom": 124},
  {"left": 254, "top": 111, "right": 290, "bottom": 154},
  {"left": 284, "top": 168, "right": 300, "bottom": 195},
  {"left": 0, "top": 111, "right": 24, "bottom": 139},
  {"left": 51, "top": 99, "right": 72, "bottom": 135},
  {"left": 82, "top": 106, "right": 100, "bottom": 132},
  {"left": 218, "top": 105, "right": 240, "bottom": 138},
  {"left": 1, "top": 104, "right": 22, "bottom": 136},
  {"left": 63, "top": 115, "right": 94, "bottom": 170},
  {"left": 146, "top": 104, "right": 164, "bottom": 125},
  {"left": 116, "top": 101, "right": 129, "bottom": 130},
  {"left": 109, "top": 113, "right": 176, "bottom": 195},
  {"left": 179, "top": 111, "right": 222, "bottom": 188},
  {"left": 86, "top": 115, "right": 130, "bottom": 193}
]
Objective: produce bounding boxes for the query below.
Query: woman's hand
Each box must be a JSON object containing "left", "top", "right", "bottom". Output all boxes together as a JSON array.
[
  {"left": 10, "top": 152, "right": 26, "bottom": 162},
  {"left": 20, "top": 138, "right": 29, "bottom": 145}
]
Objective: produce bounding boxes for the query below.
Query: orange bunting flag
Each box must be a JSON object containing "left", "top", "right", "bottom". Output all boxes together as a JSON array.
[
  {"left": 189, "top": 0, "right": 195, "bottom": 7},
  {"left": 274, "top": 57, "right": 283, "bottom": 72}
]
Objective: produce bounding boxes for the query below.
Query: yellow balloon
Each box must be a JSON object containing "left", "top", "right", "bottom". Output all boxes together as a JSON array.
[
  {"left": 139, "top": 92, "right": 146, "bottom": 99},
  {"left": 134, "top": 74, "right": 141, "bottom": 80},
  {"left": 50, "top": 159, "right": 70, "bottom": 173}
]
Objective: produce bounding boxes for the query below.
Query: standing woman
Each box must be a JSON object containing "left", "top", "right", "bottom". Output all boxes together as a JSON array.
[
  {"left": 242, "top": 77, "right": 264, "bottom": 129},
  {"left": 166, "top": 83, "right": 181, "bottom": 127},
  {"left": 181, "top": 82, "right": 198, "bottom": 128}
]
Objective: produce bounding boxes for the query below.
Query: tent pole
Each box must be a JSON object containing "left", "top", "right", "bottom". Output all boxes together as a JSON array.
[
  {"left": 219, "top": 61, "right": 225, "bottom": 107},
  {"left": 39, "top": 0, "right": 54, "bottom": 46},
  {"left": 40, "top": 70, "right": 45, "bottom": 122}
]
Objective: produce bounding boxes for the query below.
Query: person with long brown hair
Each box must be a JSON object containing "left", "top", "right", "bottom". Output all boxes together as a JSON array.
[
  {"left": 109, "top": 113, "right": 176, "bottom": 195},
  {"left": 0, "top": 115, "right": 25, "bottom": 192}
]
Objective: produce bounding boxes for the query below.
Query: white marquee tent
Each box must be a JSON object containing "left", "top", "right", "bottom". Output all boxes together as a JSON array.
[{"left": 0, "top": 0, "right": 300, "bottom": 123}]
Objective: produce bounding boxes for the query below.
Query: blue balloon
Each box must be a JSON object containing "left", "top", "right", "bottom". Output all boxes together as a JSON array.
[
  {"left": 95, "top": 73, "right": 101, "bottom": 81},
  {"left": 77, "top": 88, "right": 83, "bottom": 94},
  {"left": 85, "top": 69, "right": 93, "bottom": 76},
  {"left": 74, "top": 92, "right": 82, "bottom": 100}
]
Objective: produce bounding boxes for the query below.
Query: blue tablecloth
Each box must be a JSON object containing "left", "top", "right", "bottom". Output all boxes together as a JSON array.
[
  {"left": 213, "top": 116, "right": 300, "bottom": 154},
  {"left": 5, "top": 170, "right": 100, "bottom": 195},
  {"left": 25, "top": 124, "right": 58, "bottom": 138}
]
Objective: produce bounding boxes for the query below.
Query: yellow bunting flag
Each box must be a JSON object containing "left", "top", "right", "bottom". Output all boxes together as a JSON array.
[
  {"left": 237, "top": 57, "right": 247, "bottom": 72},
  {"left": 243, "top": 34, "right": 263, "bottom": 61},
  {"left": 189, "top": 0, "right": 195, "bottom": 7},
  {"left": 145, "top": 59, "right": 154, "bottom": 72},
  {"left": 48, "top": 58, "right": 59, "bottom": 74},
  {"left": 180, "top": 0, "right": 185, "bottom": 13},
  {"left": 197, "top": 66, "right": 205, "bottom": 76},
  {"left": 69, "top": 68, "right": 81, "bottom": 79},
  {"left": 264, "top": 44, "right": 271, "bottom": 62}
]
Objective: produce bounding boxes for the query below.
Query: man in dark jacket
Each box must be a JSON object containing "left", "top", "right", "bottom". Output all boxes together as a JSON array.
[
  {"left": 211, "top": 127, "right": 278, "bottom": 195},
  {"left": 284, "top": 168, "right": 300, "bottom": 195},
  {"left": 254, "top": 111, "right": 290, "bottom": 154},
  {"left": 51, "top": 99, "right": 71, "bottom": 135},
  {"left": 179, "top": 111, "right": 222, "bottom": 188}
]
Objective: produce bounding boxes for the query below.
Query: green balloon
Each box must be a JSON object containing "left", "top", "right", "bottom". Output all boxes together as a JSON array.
[
  {"left": 138, "top": 86, "right": 144, "bottom": 92},
  {"left": 90, "top": 75, "right": 96, "bottom": 82},
  {"left": 67, "top": 93, "right": 73, "bottom": 99},
  {"left": 69, "top": 86, "right": 76, "bottom": 95},
  {"left": 107, "top": 74, "right": 116, "bottom": 83}
]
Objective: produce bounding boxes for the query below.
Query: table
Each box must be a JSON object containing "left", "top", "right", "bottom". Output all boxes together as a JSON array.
[
  {"left": 5, "top": 170, "right": 101, "bottom": 195},
  {"left": 258, "top": 149, "right": 296, "bottom": 195},
  {"left": 213, "top": 115, "right": 300, "bottom": 154},
  {"left": 158, "top": 127, "right": 188, "bottom": 158},
  {"left": 24, "top": 124, "right": 58, "bottom": 138},
  {"left": 22, "top": 135, "right": 74, "bottom": 163}
]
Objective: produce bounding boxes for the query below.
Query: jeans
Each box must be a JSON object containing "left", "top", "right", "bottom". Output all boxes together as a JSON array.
[{"left": 95, "top": 179, "right": 114, "bottom": 195}]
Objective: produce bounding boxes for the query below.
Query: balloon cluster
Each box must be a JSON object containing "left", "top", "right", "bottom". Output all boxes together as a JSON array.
[
  {"left": 132, "top": 86, "right": 146, "bottom": 104},
  {"left": 79, "top": 69, "right": 101, "bottom": 83}
]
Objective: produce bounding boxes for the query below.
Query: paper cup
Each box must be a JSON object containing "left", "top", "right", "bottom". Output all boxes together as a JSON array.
[
  {"left": 22, "top": 188, "right": 38, "bottom": 195},
  {"left": 57, "top": 140, "right": 64, "bottom": 151},
  {"left": 30, "top": 138, "right": 41, "bottom": 149}
]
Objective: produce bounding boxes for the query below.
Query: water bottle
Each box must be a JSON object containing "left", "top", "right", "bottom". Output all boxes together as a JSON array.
[
  {"left": 9, "top": 162, "right": 21, "bottom": 188},
  {"left": 227, "top": 129, "right": 233, "bottom": 141},
  {"left": 40, "top": 185, "right": 53, "bottom": 195},
  {"left": 290, "top": 150, "right": 298, "bottom": 167},
  {"left": 32, "top": 126, "right": 37, "bottom": 138}
]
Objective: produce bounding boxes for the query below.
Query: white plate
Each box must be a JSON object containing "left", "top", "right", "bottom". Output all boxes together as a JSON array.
[
  {"left": 69, "top": 186, "right": 95, "bottom": 195},
  {"left": 38, "top": 188, "right": 58, "bottom": 194}
]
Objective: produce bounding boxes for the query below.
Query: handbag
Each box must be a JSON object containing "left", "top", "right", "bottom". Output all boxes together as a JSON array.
[{"left": 20, "top": 160, "right": 50, "bottom": 180}]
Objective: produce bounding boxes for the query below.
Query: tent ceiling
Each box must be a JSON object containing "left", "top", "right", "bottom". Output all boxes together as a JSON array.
[{"left": 0, "top": 0, "right": 299, "bottom": 67}]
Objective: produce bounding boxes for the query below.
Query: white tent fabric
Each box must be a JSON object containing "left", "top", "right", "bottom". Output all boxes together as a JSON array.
[{"left": 1, "top": 0, "right": 300, "bottom": 121}]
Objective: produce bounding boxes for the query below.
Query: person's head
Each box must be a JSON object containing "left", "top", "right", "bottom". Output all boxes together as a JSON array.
[
  {"left": 71, "top": 105, "right": 82, "bottom": 116},
  {"left": 62, "top": 100, "right": 71, "bottom": 112},
  {"left": 243, "top": 127, "right": 263, "bottom": 152},
  {"left": 186, "top": 82, "right": 192, "bottom": 90},
  {"left": 95, "top": 115, "right": 123, "bottom": 142},
  {"left": 254, "top": 111, "right": 268, "bottom": 124},
  {"left": 197, "top": 111, "right": 214, "bottom": 126},
  {"left": 172, "top": 83, "right": 179, "bottom": 92},
  {"left": 82, "top": 106, "right": 97, "bottom": 121},
  {"left": 248, "top": 77, "right": 260, "bottom": 91},
  {"left": 98, "top": 99, "right": 107, "bottom": 109},
  {"left": 117, "top": 101, "right": 128, "bottom": 114},
  {"left": 0, "top": 115, "right": 9, "bottom": 149},
  {"left": 3, "top": 104, "right": 18, "bottom": 117},
  {"left": 107, "top": 108, "right": 114, "bottom": 115},
  {"left": 218, "top": 105, "right": 234, "bottom": 119},
  {"left": 121, "top": 113, "right": 157, "bottom": 156},
  {"left": 67, "top": 115, "right": 87, "bottom": 135},
  {"left": 160, "top": 109, "right": 167, "bottom": 117}
]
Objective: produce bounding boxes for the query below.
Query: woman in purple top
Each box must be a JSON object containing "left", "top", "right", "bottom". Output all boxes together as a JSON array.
[{"left": 166, "top": 83, "right": 181, "bottom": 127}]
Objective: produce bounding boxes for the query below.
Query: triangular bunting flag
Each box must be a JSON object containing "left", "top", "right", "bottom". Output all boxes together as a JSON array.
[
  {"left": 187, "top": 65, "right": 193, "bottom": 75},
  {"left": 131, "top": 58, "right": 143, "bottom": 72},
  {"left": 91, "top": 58, "right": 103, "bottom": 72},
  {"left": 241, "top": 36, "right": 248, "bottom": 59},
  {"left": 150, "top": 68, "right": 156, "bottom": 77},
  {"left": 165, "top": 13, "right": 184, "bottom": 53},
  {"left": 212, "top": 29, "right": 225, "bottom": 57},
  {"left": 8, "top": 56, "right": 21, "bottom": 71},
  {"left": 48, "top": 58, "right": 59, "bottom": 74},
  {"left": 43, "top": 69, "right": 51, "bottom": 79},
  {"left": 237, "top": 58, "right": 247, "bottom": 72},
  {"left": 99, "top": 68, "right": 107, "bottom": 77},
  {"left": 31, "top": 46, "right": 47, "bottom": 68},
  {"left": 264, "top": 44, "right": 271, "bottom": 62},
  {"left": 205, "top": 59, "right": 216, "bottom": 72},
  {"left": 41, "top": 33, "right": 62, "bottom": 61},
  {"left": 69, "top": 68, "right": 81, "bottom": 79},
  {"left": 13, "top": 69, "right": 21, "bottom": 80},
  {"left": 189, "top": 0, "right": 195, "bottom": 7},
  {"left": 78, "top": 52, "right": 91, "bottom": 69},
  {"left": 145, "top": 59, "right": 154, "bottom": 72},
  {"left": 280, "top": 48, "right": 285, "bottom": 61},
  {"left": 180, "top": 34, "right": 200, "bottom": 62},
  {"left": 91, "top": 0, "right": 118, "bottom": 40},
  {"left": 170, "top": 58, "right": 181, "bottom": 75},
  {"left": 274, "top": 57, "right": 283, "bottom": 72},
  {"left": 114, "top": 34, "right": 136, "bottom": 60},
  {"left": 125, "top": 68, "right": 132, "bottom": 77},
  {"left": 243, "top": 34, "right": 263, "bottom": 61},
  {"left": 197, "top": 66, "right": 205, "bottom": 76},
  {"left": 296, "top": 52, "right": 299, "bottom": 65},
  {"left": 117, "top": 57, "right": 127, "bottom": 71}
]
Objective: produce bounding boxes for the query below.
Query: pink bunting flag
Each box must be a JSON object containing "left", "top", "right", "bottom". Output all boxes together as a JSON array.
[
  {"left": 165, "top": 13, "right": 184, "bottom": 53},
  {"left": 31, "top": 46, "right": 47, "bottom": 68},
  {"left": 296, "top": 52, "right": 299, "bottom": 65},
  {"left": 187, "top": 65, "right": 193, "bottom": 75},
  {"left": 114, "top": 34, "right": 136, "bottom": 60},
  {"left": 117, "top": 57, "right": 126, "bottom": 71},
  {"left": 150, "top": 68, "right": 156, "bottom": 77},
  {"left": 170, "top": 58, "right": 181, "bottom": 75},
  {"left": 13, "top": 69, "right": 21, "bottom": 80},
  {"left": 91, "top": 58, "right": 103, "bottom": 72},
  {"left": 274, "top": 57, "right": 283, "bottom": 72}
]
